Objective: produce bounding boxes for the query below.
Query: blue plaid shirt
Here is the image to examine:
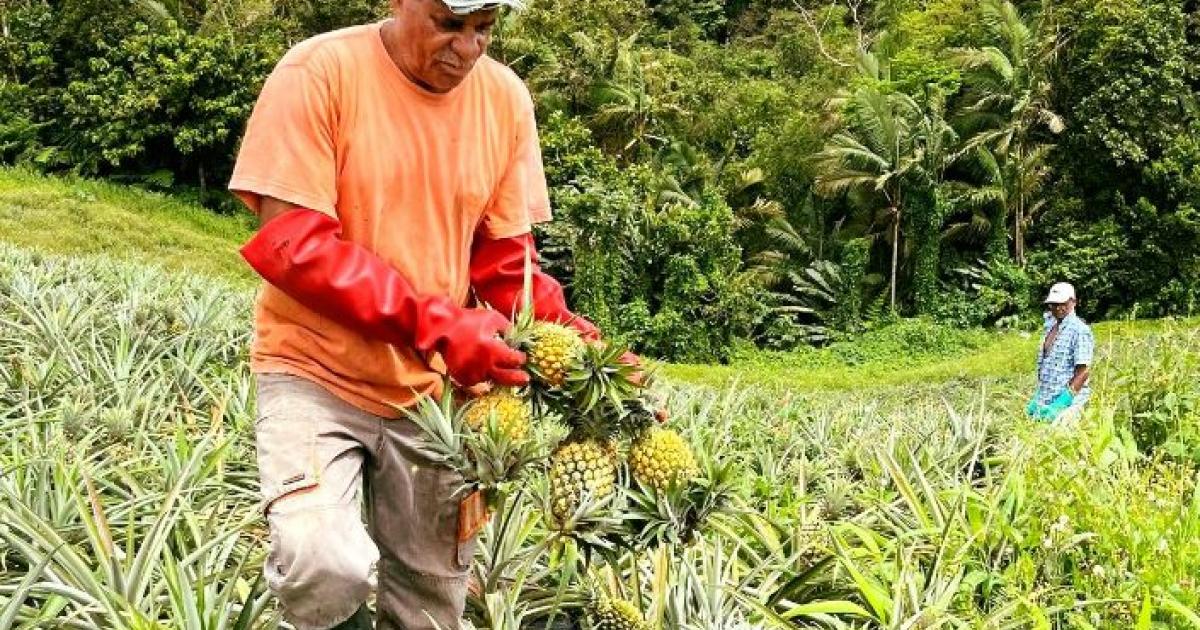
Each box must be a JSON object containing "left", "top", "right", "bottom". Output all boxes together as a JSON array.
[{"left": 1035, "top": 312, "right": 1094, "bottom": 405}]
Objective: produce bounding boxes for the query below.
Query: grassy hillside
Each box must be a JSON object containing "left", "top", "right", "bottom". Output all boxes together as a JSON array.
[
  {"left": 0, "top": 168, "right": 255, "bottom": 283},
  {"left": 662, "top": 318, "right": 1184, "bottom": 393}
]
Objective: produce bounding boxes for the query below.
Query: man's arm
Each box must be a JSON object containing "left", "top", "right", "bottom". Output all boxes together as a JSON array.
[
  {"left": 257, "top": 196, "right": 296, "bottom": 226},
  {"left": 469, "top": 231, "right": 599, "bottom": 338},
  {"left": 469, "top": 231, "right": 647, "bottom": 378},
  {"left": 240, "top": 200, "right": 528, "bottom": 387},
  {"left": 1067, "top": 325, "right": 1095, "bottom": 395},
  {"left": 1068, "top": 364, "right": 1090, "bottom": 394}
]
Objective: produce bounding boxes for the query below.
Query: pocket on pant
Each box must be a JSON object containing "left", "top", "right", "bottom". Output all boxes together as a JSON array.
[{"left": 255, "top": 376, "right": 321, "bottom": 513}]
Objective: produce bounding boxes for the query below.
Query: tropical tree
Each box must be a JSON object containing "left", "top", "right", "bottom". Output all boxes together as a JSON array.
[
  {"left": 951, "top": 0, "right": 1063, "bottom": 265},
  {"left": 945, "top": 144, "right": 1053, "bottom": 263},
  {"left": 907, "top": 85, "right": 959, "bottom": 312},
  {"left": 812, "top": 70, "right": 956, "bottom": 312},
  {"left": 589, "top": 35, "right": 684, "bottom": 159}
]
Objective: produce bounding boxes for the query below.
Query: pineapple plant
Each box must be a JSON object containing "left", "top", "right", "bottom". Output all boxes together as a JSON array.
[
  {"left": 588, "top": 598, "right": 650, "bottom": 630},
  {"left": 629, "top": 427, "right": 699, "bottom": 491},
  {"left": 464, "top": 388, "right": 532, "bottom": 442},
  {"left": 548, "top": 438, "right": 619, "bottom": 521},
  {"left": 401, "top": 384, "right": 548, "bottom": 507}
]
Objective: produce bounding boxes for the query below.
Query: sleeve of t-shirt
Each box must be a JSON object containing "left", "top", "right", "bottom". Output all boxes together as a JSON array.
[
  {"left": 1074, "top": 326, "right": 1095, "bottom": 366},
  {"left": 228, "top": 63, "right": 338, "bottom": 217},
  {"left": 479, "top": 91, "right": 552, "bottom": 239}
]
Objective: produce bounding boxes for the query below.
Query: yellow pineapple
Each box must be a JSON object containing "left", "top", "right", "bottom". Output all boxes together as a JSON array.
[
  {"left": 629, "top": 427, "right": 699, "bottom": 490},
  {"left": 463, "top": 389, "right": 532, "bottom": 441},
  {"left": 526, "top": 322, "right": 584, "bottom": 388},
  {"left": 548, "top": 438, "right": 617, "bottom": 520},
  {"left": 590, "top": 598, "right": 649, "bottom": 630}
]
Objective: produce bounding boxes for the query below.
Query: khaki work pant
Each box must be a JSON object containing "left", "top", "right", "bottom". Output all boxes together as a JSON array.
[{"left": 254, "top": 373, "right": 474, "bottom": 630}]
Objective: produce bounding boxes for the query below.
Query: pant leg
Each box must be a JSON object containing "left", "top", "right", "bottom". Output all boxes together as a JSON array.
[
  {"left": 369, "top": 416, "right": 477, "bottom": 630},
  {"left": 255, "top": 373, "right": 382, "bottom": 630}
]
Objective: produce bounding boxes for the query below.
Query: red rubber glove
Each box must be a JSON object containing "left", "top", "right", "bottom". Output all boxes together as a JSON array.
[
  {"left": 241, "top": 208, "right": 528, "bottom": 388},
  {"left": 470, "top": 232, "right": 641, "bottom": 368}
]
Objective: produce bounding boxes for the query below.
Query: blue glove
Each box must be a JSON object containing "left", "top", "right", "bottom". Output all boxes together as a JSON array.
[
  {"left": 1025, "top": 398, "right": 1041, "bottom": 416},
  {"left": 1043, "top": 389, "right": 1075, "bottom": 419}
]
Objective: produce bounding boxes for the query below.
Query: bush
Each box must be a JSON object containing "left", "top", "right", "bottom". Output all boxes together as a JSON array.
[
  {"left": 1026, "top": 217, "right": 1125, "bottom": 319},
  {"left": 734, "top": 317, "right": 995, "bottom": 370},
  {"left": 538, "top": 112, "right": 750, "bottom": 361},
  {"left": 1104, "top": 327, "right": 1200, "bottom": 463},
  {"left": 59, "top": 22, "right": 280, "bottom": 198},
  {"left": 932, "top": 258, "right": 1035, "bottom": 329}
]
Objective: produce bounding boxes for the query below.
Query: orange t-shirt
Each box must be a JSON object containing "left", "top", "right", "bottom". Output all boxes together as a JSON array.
[{"left": 229, "top": 21, "right": 551, "bottom": 417}]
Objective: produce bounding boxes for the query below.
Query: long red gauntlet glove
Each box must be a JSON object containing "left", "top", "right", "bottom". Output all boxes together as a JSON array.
[
  {"left": 470, "top": 232, "right": 600, "bottom": 337},
  {"left": 240, "top": 208, "right": 528, "bottom": 387},
  {"left": 469, "top": 233, "right": 640, "bottom": 368}
]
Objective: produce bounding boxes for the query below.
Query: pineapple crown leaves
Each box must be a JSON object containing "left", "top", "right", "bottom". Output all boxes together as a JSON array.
[
  {"left": 563, "top": 341, "right": 641, "bottom": 417},
  {"left": 467, "top": 423, "right": 549, "bottom": 494},
  {"left": 398, "top": 388, "right": 471, "bottom": 473},
  {"left": 400, "top": 381, "right": 550, "bottom": 494},
  {"left": 545, "top": 495, "right": 629, "bottom": 553},
  {"left": 623, "top": 447, "right": 741, "bottom": 547}
]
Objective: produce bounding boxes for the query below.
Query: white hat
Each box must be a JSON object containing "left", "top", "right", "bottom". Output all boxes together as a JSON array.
[
  {"left": 1044, "top": 282, "right": 1076, "bottom": 304},
  {"left": 442, "top": 0, "right": 525, "bottom": 14}
]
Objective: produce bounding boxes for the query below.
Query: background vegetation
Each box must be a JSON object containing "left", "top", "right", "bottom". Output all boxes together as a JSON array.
[{"left": 1, "top": 0, "right": 1198, "bottom": 360}]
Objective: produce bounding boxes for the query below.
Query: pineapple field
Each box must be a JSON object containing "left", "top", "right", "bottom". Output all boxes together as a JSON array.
[{"left": 2, "top": 241, "right": 1200, "bottom": 629}]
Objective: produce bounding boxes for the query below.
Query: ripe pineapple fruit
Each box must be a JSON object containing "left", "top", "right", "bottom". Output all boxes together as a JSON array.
[
  {"left": 629, "top": 427, "right": 699, "bottom": 490},
  {"left": 526, "top": 322, "right": 584, "bottom": 388},
  {"left": 548, "top": 438, "right": 617, "bottom": 520},
  {"left": 589, "top": 598, "right": 649, "bottom": 630},
  {"left": 463, "top": 389, "right": 532, "bottom": 441}
]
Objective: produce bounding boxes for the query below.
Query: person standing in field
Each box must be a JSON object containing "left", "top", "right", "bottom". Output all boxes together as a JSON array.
[
  {"left": 1026, "top": 282, "right": 1094, "bottom": 422},
  {"left": 227, "top": 0, "right": 640, "bottom": 627}
]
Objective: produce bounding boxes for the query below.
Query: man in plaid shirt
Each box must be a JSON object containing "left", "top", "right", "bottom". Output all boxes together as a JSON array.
[{"left": 1027, "top": 282, "right": 1095, "bottom": 421}]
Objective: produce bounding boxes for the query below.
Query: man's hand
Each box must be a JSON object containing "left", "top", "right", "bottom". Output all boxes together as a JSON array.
[
  {"left": 1043, "top": 389, "right": 1075, "bottom": 418},
  {"left": 433, "top": 308, "right": 528, "bottom": 387}
]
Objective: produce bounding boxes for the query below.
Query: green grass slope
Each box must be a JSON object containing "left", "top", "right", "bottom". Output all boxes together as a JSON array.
[{"left": 0, "top": 168, "right": 256, "bottom": 283}]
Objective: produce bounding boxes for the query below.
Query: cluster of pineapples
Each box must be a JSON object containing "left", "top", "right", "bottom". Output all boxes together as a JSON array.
[{"left": 454, "top": 317, "right": 701, "bottom": 529}]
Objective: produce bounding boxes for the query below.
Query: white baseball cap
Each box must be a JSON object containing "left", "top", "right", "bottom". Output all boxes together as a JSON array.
[
  {"left": 1044, "top": 282, "right": 1076, "bottom": 304},
  {"left": 442, "top": 0, "right": 525, "bottom": 14}
]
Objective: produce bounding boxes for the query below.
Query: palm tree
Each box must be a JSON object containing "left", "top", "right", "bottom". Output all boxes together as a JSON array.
[
  {"left": 945, "top": 144, "right": 1053, "bottom": 263},
  {"left": 908, "top": 86, "right": 959, "bottom": 313},
  {"left": 951, "top": 0, "right": 1063, "bottom": 265},
  {"left": 589, "top": 34, "right": 683, "bottom": 159},
  {"left": 812, "top": 79, "right": 954, "bottom": 312}
]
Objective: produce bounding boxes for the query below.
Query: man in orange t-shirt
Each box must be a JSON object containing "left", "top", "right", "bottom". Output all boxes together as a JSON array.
[{"left": 228, "top": 0, "right": 632, "bottom": 627}]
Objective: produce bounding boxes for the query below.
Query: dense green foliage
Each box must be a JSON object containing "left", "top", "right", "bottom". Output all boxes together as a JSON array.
[{"left": 1, "top": 0, "right": 1197, "bottom": 359}]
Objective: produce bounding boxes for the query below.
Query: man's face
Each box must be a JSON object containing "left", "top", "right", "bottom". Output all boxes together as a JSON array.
[
  {"left": 392, "top": 0, "right": 497, "bottom": 93},
  {"left": 1047, "top": 299, "right": 1074, "bottom": 320}
]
